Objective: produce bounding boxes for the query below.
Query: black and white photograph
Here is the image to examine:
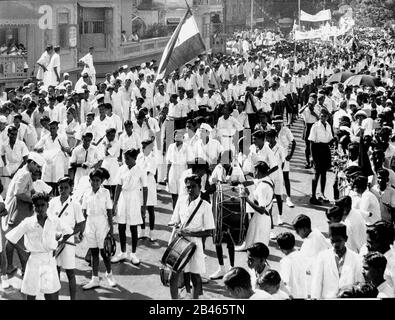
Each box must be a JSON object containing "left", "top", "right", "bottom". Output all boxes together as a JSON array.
[{"left": 0, "top": 0, "right": 394, "bottom": 305}]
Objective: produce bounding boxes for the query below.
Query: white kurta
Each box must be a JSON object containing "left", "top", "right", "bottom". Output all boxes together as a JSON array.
[
  {"left": 116, "top": 164, "right": 147, "bottom": 225},
  {"left": 170, "top": 196, "right": 215, "bottom": 274},
  {"left": 279, "top": 250, "right": 308, "bottom": 299},
  {"left": 311, "top": 248, "right": 364, "bottom": 299},
  {"left": 244, "top": 177, "right": 274, "bottom": 248},
  {"left": 35, "top": 134, "right": 70, "bottom": 183}
]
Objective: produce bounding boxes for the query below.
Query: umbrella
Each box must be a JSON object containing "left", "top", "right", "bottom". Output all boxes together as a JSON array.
[
  {"left": 343, "top": 74, "right": 380, "bottom": 87},
  {"left": 326, "top": 71, "right": 354, "bottom": 84}
]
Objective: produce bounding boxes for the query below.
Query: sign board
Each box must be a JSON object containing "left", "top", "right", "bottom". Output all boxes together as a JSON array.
[
  {"left": 167, "top": 18, "right": 181, "bottom": 24},
  {"left": 38, "top": 5, "right": 53, "bottom": 30},
  {"left": 69, "top": 25, "right": 77, "bottom": 47}
]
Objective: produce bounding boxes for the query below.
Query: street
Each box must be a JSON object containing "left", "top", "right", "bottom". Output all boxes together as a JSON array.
[{"left": 0, "top": 119, "right": 335, "bottom": 300}]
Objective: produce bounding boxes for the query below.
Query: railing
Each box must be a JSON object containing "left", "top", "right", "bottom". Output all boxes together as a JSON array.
[
  {"left": 0, "top": 55, "right": 28, "bottom": 80},
  {"left": 82, "top": 20, "right": 105, "bottom": 34},
  {"left": 120, "top": 36, "right": 171, "bottom": 59}
]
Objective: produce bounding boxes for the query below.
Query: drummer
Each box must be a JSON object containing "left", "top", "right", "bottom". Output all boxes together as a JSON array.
[
  {"left": 209, "top": 149, "right": 245, "bottom": 280},
  {"left": 168, "top": 174, "right": 215, "bottom": 299}
]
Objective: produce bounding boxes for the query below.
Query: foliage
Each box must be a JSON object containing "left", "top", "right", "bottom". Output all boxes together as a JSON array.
[
  {"left": 350, "top": 0, "right": 395, "bottom": 27},
  {"left": 140, "top": 23, "right": 171, "bottom": 39}
]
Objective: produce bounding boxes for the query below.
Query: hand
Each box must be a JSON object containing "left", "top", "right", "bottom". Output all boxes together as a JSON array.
[
  {"left": 164, "top": 178, "right": 168, "bottom": 185},
  {"left": 285, "top": 154, "right": 292, "bottom": 161},
  {"left": 82, "top": 163, "right": 88, "bottom": 169}
]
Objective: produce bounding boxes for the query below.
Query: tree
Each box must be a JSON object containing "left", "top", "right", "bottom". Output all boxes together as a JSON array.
[{"left": 350, "top": 0, "right": 395, "bottom": 27}]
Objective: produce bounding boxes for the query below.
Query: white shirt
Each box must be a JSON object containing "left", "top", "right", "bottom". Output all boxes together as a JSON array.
[
  {"left": 48, "top": 196, "right": 85, "bottom": 244},
  {"left": 188, "top": 137, "right": 223, "bottom": 165},
  {"left": 0, "top": 139, "right": 29, "bottom": 174},
  {"left": 308, "top": 121, "right": 333, "bottom": 143},
  {"left": 82, "top": 187, "right": 112, "bottom": 217},
  {"left": 352, "top": 189, "right": 381, "bottom": 225},
  {"left": 119, "top": 131, "right": 141, "bottom": 152},
  {"left": 344, "top": 209, "right": 367, "bottom": 253},
  {"left": 216, "top": 116, "right": 243, "bottom": 137},
  {"left": 279, "top": 250, "right": 308, "bottom": 299}
]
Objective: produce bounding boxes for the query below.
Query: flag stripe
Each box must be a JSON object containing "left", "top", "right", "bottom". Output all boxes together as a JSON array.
[
  {"left": 156, "top": 9, "right": 206, "bottom": 80},
  {"left": 165, "top": 33, "right": 206, "bottom": 76}
]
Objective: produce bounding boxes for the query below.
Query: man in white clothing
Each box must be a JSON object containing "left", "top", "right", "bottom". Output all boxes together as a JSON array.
[
  {"left": 47, "top": 46, "right": 61, "bottom": 87},
  {"left": 79, "top": 47, "right": 96, "bottom": 86},
  {"left": 363, "top": 252, "right": 394, "bottom": 298},
  {"left": 293, "top": 214, "right": 330, "bottom": 297},
  {"left": 277, "top": 232, "right": 308, "bottom": 299},
  {"left": 311, "top": 223, "right": 364, "bottom": 299}
]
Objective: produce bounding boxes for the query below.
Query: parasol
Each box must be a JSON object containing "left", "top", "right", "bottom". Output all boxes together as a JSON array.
[
  {"left": 326, "top": 71, "right": 354, "bottom": 84},
  {"left": 343, "top": 74, "right": 380, "bottom": 87}
]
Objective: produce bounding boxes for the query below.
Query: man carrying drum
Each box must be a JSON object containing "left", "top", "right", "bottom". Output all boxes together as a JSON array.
[{"left": 168, "top": 174, "right": 215, "bottom": 299}]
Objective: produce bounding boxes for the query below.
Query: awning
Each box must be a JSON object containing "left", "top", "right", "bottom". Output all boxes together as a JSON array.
[
  {"left": 78, "top": 1, "right": 115, "bottom": 8},
  {"left": 0, "top": 1, "right": 40, "bottom": 25}
]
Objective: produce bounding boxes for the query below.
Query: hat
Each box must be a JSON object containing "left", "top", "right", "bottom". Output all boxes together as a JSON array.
[
  {"left": 200, "top": 123, "right": 212, "bottom": 132},
  {"left": 0, "top": 115, "right": 7, "bottom": 123},
  {"left": 355, "top": 110, "right": 368, "bottom": 118},
  {"left": 28, "top": 152, "right": 45, "bottom": 167},
  {"left": 141, "top": 63, "right": 146, "bottom": 69},
  {"left": 329, "top": 223, "right": 347, "bottom": 238},
  {"left": 122, "top": 64, "right": 128, "bottom": 69},
  {"left": 386, "top": 99, "right": 393, "bottom": 104},
  {"left": 96, "top": 94, "right": 105, "bottom": 101},
  {"left": 76, "top": 88, "right": 85, "bottom": 94},
  {"left": 63, "top": 72, "right": 70, "bottom": 77},
  {"left": 356, "top": 88, "right": 364, "bottom": 94}
]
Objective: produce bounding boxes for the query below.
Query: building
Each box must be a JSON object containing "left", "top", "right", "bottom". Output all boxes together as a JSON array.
[{"left": 0, "top": 0, "right": 171, "bottom": 87}]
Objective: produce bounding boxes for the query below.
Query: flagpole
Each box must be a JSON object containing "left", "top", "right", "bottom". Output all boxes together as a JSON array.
[{"left": 298, "top": 0, "right": 301, "bottom": 26}]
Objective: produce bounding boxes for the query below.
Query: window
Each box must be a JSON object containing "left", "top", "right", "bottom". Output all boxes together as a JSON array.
[{"left": 58, "top": 12, "right": 69, "bottom": 49}]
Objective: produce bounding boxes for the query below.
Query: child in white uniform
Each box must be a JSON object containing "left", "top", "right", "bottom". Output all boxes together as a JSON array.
[
  {"left": 165, "top": 130, "right": 188, "bottom": 208},
  {"left": 6, "top": 193, "right": 73, "bottom": 300},
  {"left": 81, "top": 168, "right": 116, "bottom": 290},
  {"left": 137, "top": 139, "right": 158, "bottom": 241},
  {"left": 48, "top": 176, "right": 85, "bottom": 300},
  {"left": 112, "top": 149, "right": 148, "bottom": 265},
  {"left": 0, "top": 183, "right": 10, "bottom": 289}
]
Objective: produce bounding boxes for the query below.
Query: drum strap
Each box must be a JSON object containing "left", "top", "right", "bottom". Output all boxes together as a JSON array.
[
  {"left": 58, "top": 201, "right": 70, "bottom": 218},
  {"left": 259, "top": 180, "right": 275, "bottom": 209},
  {"left": 182, "top": 199, "right": 204, "bottom": 230}
]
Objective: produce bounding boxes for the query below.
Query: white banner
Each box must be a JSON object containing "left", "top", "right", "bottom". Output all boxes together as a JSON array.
[{"left": 300, "top": 9, "right": 331, "bottom": 22}]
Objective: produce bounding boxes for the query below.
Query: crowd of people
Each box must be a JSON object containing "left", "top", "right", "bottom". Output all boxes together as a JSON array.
[{"left": 0, "top": 26, "right": 395, "bottom": 300}]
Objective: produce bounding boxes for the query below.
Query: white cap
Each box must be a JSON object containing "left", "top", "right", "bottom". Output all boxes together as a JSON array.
[
  {"left": 0, "top": 115, "right": 8, "bottom": 123},
  {"left": 28, "top": 152, "right": 46, "bottom": 167},
  {"left": 386, "top": 99, "right": 393, "bottom": 104},
  {"left": 63, "top": 72, "right": 70, "bottom": 76},
  {"left": 22, "top": 94, "right": 31, "bottom": 100},
  {"left": 141, "top": 63, "right": 146, "bottom": 68},
  {"left": 76, "top": 88, "right": 85, "bottom": 94},
  {"left": 200, "top": 123, "right": 212, "bottom": 132},
  {"left": 96, "top": 94, "right": 105, "bottom": 101},
  {"left": 356, "top": 88, "right": 363, "bottom": 94},
  {"left": 355, "top": 110, "right": 367, "bottom": 118},
  {"left": 122, "top": 64, "right": 128, "bottom": 69}
]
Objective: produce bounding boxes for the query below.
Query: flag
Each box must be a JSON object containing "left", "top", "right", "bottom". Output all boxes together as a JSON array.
[
  {"left": 156, "top": 8, "right": 206, "bottom": 80},
  {"left": 300, "top": 9, "right": 331, "bottom": 22}
]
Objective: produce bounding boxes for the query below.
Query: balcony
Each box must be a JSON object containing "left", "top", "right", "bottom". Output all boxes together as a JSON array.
[
  {"left": 0, "top": 55, "right": 28, "bottom": 81},
  {"left": 120, "top": 36, "right": 171, "bottom": 60}
]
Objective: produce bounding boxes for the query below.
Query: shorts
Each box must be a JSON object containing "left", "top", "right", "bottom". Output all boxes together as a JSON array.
[
  {"left": 56, "top": 243, "right": 76, "bottom": 270},
  {"left": 84, "top": 215, "right": 109, "bottom": 249}
]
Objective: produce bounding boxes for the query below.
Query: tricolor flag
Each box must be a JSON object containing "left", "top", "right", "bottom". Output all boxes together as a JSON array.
[{"left": 156, "top": 8, "right": 206, "bottom": 80}]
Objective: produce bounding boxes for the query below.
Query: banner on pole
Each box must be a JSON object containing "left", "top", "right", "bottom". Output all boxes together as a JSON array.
[{"left": 300, "top": 9, "right": 331, "bottom": 22}]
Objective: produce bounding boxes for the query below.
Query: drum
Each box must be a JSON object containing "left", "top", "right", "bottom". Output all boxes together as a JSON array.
[
  {"left": 161, "top": 235, "right": 196, "bottom": 273},
  {"left": 213, "top": 183, "right": 248, "bottom": 246}
]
